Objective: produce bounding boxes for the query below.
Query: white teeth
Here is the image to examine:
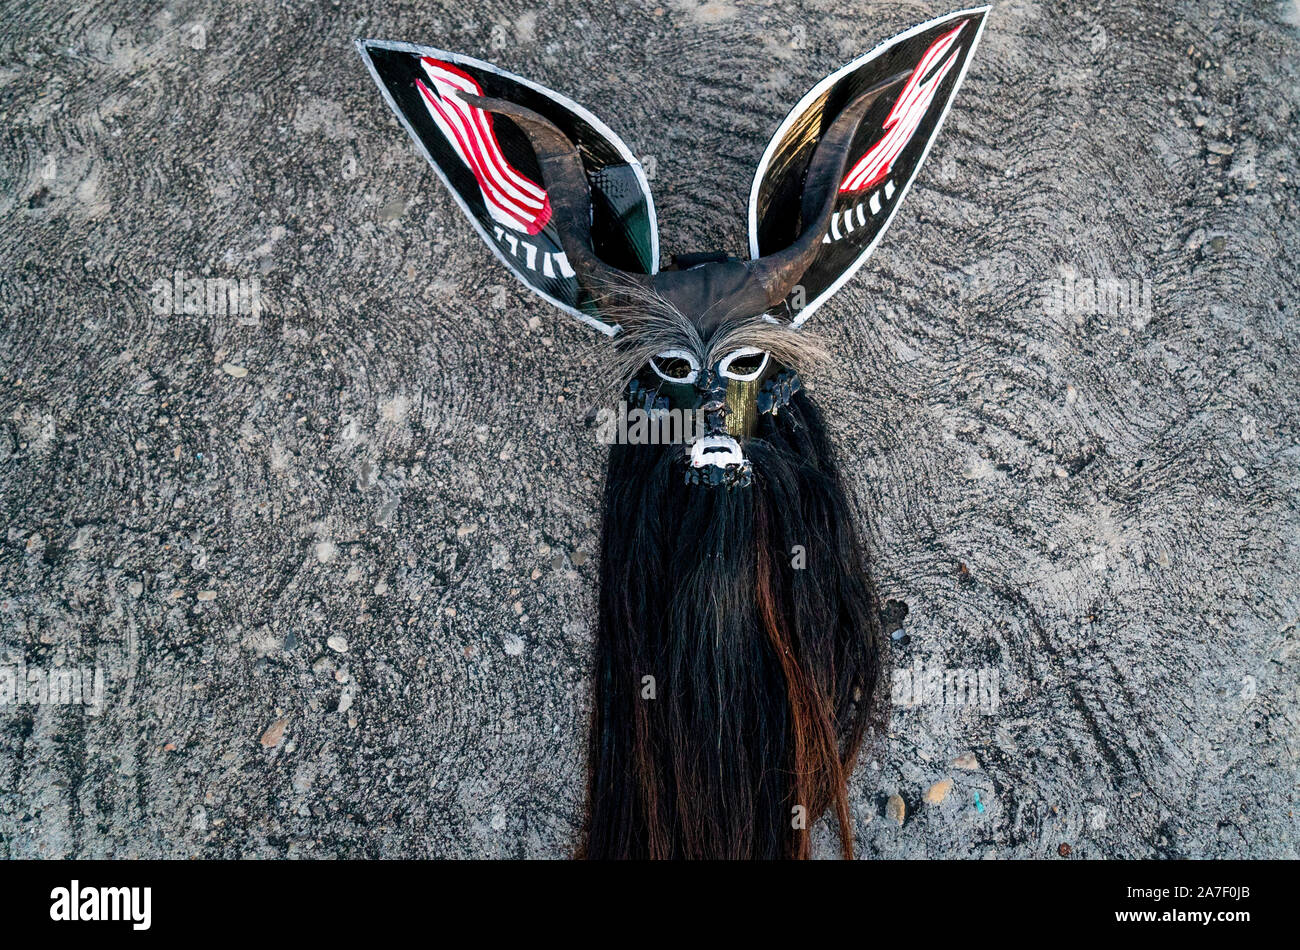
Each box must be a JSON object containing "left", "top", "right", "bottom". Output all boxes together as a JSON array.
[{"left": 689, "top": 435, "right": 745, "bottom": 468}]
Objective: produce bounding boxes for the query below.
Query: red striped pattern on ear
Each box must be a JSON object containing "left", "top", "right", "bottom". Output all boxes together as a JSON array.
[
  {"left": 839, "top": 21, "right": 967, "bottom": 194},
  {"left": 415, "top": 57, "right": 553, "bottom": 235}
]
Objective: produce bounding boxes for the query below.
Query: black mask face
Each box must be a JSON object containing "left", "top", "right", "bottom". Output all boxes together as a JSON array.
[{"left": 627, "top": 345, "right": 801, "bottom": 488}]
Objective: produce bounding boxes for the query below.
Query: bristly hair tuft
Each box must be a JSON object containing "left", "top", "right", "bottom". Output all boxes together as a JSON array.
[{"left": 585, "top": 279, "right": 829, "bottom": 397}]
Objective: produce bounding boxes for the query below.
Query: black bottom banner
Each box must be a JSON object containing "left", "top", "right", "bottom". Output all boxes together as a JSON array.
[{"left": 0, "top": 858, "right": 1279, "bottom": 936}]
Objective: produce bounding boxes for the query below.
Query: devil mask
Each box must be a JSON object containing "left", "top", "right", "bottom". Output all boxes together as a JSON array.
[{"left": 359, "top": 7, "right": 988, "bottom": 859}]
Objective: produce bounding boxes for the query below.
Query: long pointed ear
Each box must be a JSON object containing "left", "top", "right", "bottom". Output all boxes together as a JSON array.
[
  {"left": 747, "top": 7, "right": 989, "bottom": 327},
  {"left": 357, "top": 40, "right": 659, "bottom": 336}
]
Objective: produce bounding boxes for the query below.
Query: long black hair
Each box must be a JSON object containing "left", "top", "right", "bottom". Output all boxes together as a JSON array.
[{"left": 584, "top": 390, "right": 885, "bottom": 859}]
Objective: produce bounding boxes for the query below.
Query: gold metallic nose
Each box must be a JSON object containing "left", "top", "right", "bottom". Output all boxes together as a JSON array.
[{"left": 724, "top": 378, "right": 759, "bottom": 439}]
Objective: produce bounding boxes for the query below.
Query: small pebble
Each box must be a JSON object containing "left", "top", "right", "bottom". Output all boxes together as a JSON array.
[
  {"left": 221, "top": 363, "right": 249, "bottom": 378},
  {"left": 886, "top": 794, "right": 906, "bottom": 825},
  {"left": 260, "top": 717, "right": 288, "bottom": 748},
  {"left": 327, "top": 635, "right": 348, "bottom": 653},
  {"left": 925, "top": 778, "right": 954, "bottom": 804}
]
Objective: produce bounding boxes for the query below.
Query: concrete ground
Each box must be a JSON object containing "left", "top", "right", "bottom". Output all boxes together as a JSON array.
[{"left": 0, "top": 0, "right": 1297, "bottom": 858}]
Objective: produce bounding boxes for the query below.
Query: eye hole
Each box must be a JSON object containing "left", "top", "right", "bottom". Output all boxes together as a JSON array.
[
  {"left": 718, "top": 348, "right": 769, "bottom": 381},
  {"left": 649, "top": 349, "right": 700, "bottom": 384}
]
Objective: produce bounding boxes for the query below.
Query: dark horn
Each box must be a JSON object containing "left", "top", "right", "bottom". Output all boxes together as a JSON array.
[
  {"left": 456, "top": 91, "right": 651, "bottom": 301},
  {"left": 746, "top": 71, "right": 910, "bottom": 311}
]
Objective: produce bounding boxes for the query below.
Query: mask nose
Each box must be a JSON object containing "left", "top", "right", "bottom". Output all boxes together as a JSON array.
[
  {"left": 694, "top": 364, "right": 719, "bottom": 393},
  {"left": 695, "top": 366, "right": 729, "bottom": 433}
]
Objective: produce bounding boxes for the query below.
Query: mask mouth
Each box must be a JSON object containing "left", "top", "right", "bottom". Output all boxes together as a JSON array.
[{"left": 689, "top": 434, "right": 745, "bottom": 469}]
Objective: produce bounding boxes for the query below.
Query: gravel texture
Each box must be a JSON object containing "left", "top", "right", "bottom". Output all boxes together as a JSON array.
[{"left": 0, "top": 0, "right": 1297, "bottom": 858}]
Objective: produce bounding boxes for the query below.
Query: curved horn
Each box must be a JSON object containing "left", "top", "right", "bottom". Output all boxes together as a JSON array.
[
  {"left": 746, "top": 71, "right": 910, "bottom": 311},
  {"left": 456, "top": 91, "right": 651, "bottom": 301}
]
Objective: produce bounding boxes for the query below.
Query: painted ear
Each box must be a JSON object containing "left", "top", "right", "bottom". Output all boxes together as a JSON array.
[
  {"left": 357, "top": 40, "right": 659, "bottom": 336},
  {"left": 747, "top": 7, "right": 989, "bottom": 327}
]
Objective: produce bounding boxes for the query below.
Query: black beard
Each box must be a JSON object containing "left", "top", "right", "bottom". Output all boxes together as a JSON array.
[{"left": 584, "top": 391, "right": 886, "bottom": 859}]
